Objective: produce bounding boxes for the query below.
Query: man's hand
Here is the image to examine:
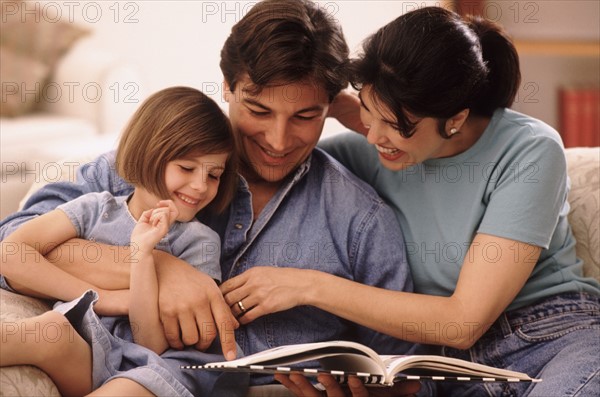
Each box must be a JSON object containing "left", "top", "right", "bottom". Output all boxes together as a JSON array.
[
  {"left": 275, "top": 374, "right": 421, "bottom": 397},
  {"left": 220, "top": 267, "right": 311, "bottom": 323},
  {"left": 155, "top": 252, "right": 239, "bottom": 360}
]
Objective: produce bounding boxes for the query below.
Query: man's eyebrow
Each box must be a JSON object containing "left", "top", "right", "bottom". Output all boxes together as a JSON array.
[
  {"left": 243, "top": 98, "right": 270, "bottom": 111},
  {"left": 244, "top": 98, "right": 325, "bottom": 115},
  {"left": 296, "top": 105, "right": 325, "bottom": 114}
]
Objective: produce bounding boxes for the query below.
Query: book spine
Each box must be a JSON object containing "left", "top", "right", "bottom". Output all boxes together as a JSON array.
[
  {"left": 559, "top": 86, "right": 600, "bottom": 148},
  {"left": 581, "top": 88, "right": 600, "bottom": 147},
  {"left": 559, "top": 87, "right": 581, "bottom": 148}
]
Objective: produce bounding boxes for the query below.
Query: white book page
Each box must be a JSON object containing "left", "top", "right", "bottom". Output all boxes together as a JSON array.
[
  {"left": 381, "top": 355, "right": 533, "bottom": 380},
  {"left": 319, "top": 353, "right": 386, "bottom": 375},
  {"left": 209, "top": 341, "right": 384, "bottom": 369}
]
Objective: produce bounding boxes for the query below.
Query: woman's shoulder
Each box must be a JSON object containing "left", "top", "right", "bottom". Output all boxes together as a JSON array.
[
  {"left": 496, "top": 108, "right": 564, "bottom": 149},
  {"left": 484, "top": 108, "right": 567, "bottom": 168}
]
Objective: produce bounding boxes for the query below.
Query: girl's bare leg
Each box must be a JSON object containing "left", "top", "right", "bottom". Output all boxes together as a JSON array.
[
  {"left": 0, "top": 310, "right": 92, "bottom": 396},
  {"left": 87, "top": 378, "right": 156, "bottom": 396}
]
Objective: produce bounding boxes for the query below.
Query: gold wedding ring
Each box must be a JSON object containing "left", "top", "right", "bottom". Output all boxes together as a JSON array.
[{"left": 237, "top": 300, "right": 247, "bottom": 313}]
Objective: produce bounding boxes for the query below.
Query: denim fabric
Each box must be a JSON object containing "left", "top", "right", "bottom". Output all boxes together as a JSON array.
[
  {"left": 1, "top": 149, "right": 415, "bottom": 386},
  {"left": 198, "top": 149, "right": 414, "bottom": 365},
  {"left": 54, "top": 290, "right": 248, "bottom": 397},
  {"left": 58, "top": 192, "right": 221, "bottom": 281},
  {"left": 424, "top": 293, "right": 600, "bottom": 397}
]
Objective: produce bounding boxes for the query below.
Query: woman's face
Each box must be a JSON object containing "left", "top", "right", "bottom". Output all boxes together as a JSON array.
[{"left": 359, "top": 86, "right": 450, "bottom": 171}]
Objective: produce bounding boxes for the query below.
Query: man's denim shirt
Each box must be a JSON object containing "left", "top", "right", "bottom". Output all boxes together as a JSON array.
[{"left": 1, "top": 148, "right": 414, "bottom": 382}]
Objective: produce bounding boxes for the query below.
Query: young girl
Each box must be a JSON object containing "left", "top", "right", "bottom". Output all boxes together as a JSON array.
[
  {"left": 0, "top": 87, "right": 247, "bottom": 397},
  {"left": 241, "top": 7, "right": 599, "bottom": 397}
]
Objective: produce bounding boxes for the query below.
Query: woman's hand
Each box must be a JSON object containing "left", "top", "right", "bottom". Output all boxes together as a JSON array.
[
  {"left": 274, "top": 374, "right": 421, "bottom": 397},
  {"left": 220, "top": 267, "right": 315, "bottom": 323},
  {"left": 328, "top": 90, "right": 368, "bottom": 136}
]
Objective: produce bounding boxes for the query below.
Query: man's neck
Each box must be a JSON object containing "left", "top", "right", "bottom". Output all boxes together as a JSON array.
[{"left": 241, "top": 170, "right": 284, "bottom": 220}]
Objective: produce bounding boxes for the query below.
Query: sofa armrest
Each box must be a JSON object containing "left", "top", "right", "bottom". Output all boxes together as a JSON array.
[
  {"left": 0, "top": 289, "right": 60, "bottom": 396},
  {"left": 39, "top": 37, "right": 143, "bottom": 135}
]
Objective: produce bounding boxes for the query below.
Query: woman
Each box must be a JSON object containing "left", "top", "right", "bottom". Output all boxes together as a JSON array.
[{"left": 224, "top": 7, "right": 600, "bottom": 396}]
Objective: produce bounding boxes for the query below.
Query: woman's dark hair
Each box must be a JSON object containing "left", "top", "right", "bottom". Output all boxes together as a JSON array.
[
  {"left": 220, "top": 0, "right": 349, "bottom": 102},
  {"left": 116, "top": 86, "right": 238, "bottom": 213},
  {"left": 350, "top": 7, "right": 521, "bottom": 138}
]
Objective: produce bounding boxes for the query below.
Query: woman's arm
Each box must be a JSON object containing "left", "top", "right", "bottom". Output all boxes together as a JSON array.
[
  {"left": 0, "top": 210, "right": 127, "bottom": 315},
  {"left": 302, "top": 233, "right": 540, "bottom": 349},
  {"left": 223, "top": 234, "right": 539, "bottom": 349}
]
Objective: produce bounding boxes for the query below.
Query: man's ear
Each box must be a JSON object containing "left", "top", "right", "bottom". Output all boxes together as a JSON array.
[
  {"left": 223, "top": 81, "right": 232, "bottom": 103},
  {"left": 446, "top": 108, "right": 470, "bottom": 132}
]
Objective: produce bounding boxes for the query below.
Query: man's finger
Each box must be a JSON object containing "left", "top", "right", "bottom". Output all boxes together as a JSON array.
[
  {"left": 346, "top": 377, "right": 369, "bottom": 397},
  {"left": 274, "top": 375, "right": 305, "bottom": 397},
  {"left": 162, "top": 313, "right": 184, "bottom": 350},
  {"left": 178, "top": 312, "right": 200, "bottom": 347},
  {"left": 289, "top": 373, "right": 324, "bottom": 397},
  {"left": 211, "top": 298, "right": 239, "bottom": 360},
  {"left": 219, "top": 273, "right": 247, "bottom": 295},
  {"left": 317, "top": 374, "right": 346, "bottom": 397},
  {"left": 193, "top": 308, "right": 216, "bottom": 351}
]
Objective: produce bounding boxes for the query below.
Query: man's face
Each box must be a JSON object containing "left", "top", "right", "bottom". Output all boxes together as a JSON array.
[{"left": 224, "top": 76, "right": 330, "bottom": 184}]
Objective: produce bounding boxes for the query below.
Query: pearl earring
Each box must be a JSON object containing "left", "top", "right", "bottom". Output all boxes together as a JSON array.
[{"left": 450, "top": 127, "right": 458, "bottom": 136}]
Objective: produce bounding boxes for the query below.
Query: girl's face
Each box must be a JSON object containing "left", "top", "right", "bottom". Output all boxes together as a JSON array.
[
  {"left": 359, "top": 86, "right": 450, "bottom": 171},
  {"left": 134, "top": 152, "right": 229, "bottom": 222}
]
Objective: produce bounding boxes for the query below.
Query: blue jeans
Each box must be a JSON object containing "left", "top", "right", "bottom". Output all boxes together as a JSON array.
[{"left": 423, "top": 292, "right": 600, "bottom": 396}]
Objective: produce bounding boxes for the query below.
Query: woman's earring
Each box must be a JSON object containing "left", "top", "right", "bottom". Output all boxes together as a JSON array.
[{"left": 449, "top": 127, "right": 458, "bottom": 136}]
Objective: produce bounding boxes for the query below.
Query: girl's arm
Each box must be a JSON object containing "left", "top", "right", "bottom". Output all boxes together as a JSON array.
[
  {"left": 222, "top": 233, "right": 540, "bottom": 349},
  {"left": 0, "top": 210, "right": 128, "bottom": 316},
  {"left": 129, "top": 201, "right": 178, "bottom": 355}
]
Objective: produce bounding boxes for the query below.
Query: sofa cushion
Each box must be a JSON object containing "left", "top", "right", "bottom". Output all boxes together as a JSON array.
[
  {"left": 0, "top": 113, "right": 97, "bottom": 165},
  {"left": 0, "top": 0, "right": 89, "bottom": 116},
  {"left": 0, "top": 47, "right": 49, "bottom": 117},
  {"left": 566, "top": 147, "right": 600, "bottom": 281},
  {"left": 0, "top": 289, "right": 60, "bottom": 396}
]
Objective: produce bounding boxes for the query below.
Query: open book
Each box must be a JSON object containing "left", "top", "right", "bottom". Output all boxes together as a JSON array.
[{"left": 182, "top": 340, "right": 541, "bottom": 386}]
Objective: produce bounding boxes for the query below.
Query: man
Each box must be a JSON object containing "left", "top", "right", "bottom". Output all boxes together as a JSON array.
[{"left": 0, "top": 0, "right": 413, "bottom": 392}]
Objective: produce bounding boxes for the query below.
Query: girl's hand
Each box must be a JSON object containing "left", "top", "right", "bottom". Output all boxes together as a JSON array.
[
  {"left": 131, "top": 200, "right": 179, "bottom": 254},
  {"left": 274, "top": 374, "right": 421, "bottom": 397},
  {"left": 220, "top": 267, "right": 314, "bottom": 323}
]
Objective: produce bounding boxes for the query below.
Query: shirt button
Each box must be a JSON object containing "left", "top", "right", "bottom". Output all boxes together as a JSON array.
[
  {"left": 103, "top": 213, "right": 109, "bottom": 219},
  {"left": 234, "top": 223, "right": 243, "bottom": 229}
]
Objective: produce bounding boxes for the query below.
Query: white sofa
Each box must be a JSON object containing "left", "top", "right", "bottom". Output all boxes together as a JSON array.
[
  {"left": 0, "top": 37, "right": 141, "bottom": 220},
  {"left": 0, "top": 147, "right": 598, "bottom": 396}
]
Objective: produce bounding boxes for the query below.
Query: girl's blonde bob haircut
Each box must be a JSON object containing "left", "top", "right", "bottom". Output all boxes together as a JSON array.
[{"left": 116, "top": 86, "right": 238, "bottom": 213}]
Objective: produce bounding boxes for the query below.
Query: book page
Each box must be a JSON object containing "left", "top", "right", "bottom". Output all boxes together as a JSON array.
[
  {"left": 207, "top": 341, "right": 385, "bottom": 370},
  {"left": 319, "top": 354, "right": 385, "bottom": 375},
  {"left": 381, "top": 355, "right": 534, "bottom": 380}
]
